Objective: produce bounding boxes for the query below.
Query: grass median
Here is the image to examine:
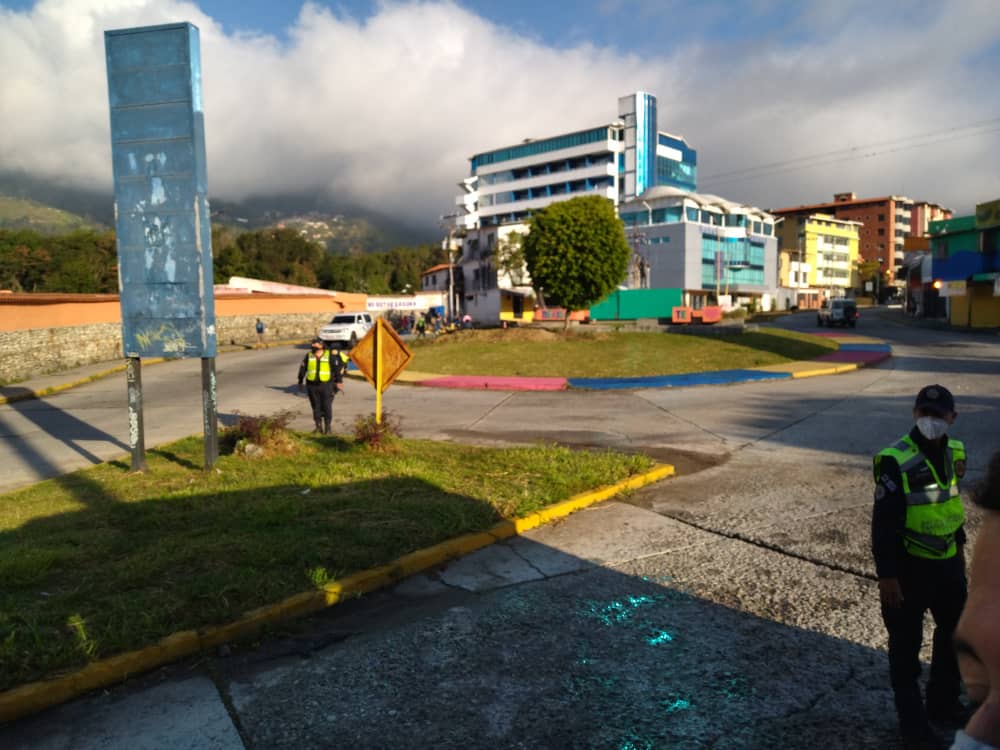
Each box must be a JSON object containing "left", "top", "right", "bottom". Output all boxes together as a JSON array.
[
  {"left": 0, "top": 431, "right": 653, "bottom": 692},
  {"left": 407, "top": 327, "right": 837, "bottom": 377}
]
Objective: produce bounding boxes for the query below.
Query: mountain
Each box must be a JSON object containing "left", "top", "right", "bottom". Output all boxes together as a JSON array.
[
  {"left": 208, "top": 192, "right": 438, "bottom": 253},
  {"left": 0, "top": 195, "right": 107, "bottom": 233},
  {"left": 0, "top": 170, "right": 438, "bottom": 252}
]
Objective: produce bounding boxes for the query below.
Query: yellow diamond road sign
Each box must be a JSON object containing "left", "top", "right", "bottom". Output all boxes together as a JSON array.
[{"left": 349, "top": 318, "right": 413, "bottom": 392}]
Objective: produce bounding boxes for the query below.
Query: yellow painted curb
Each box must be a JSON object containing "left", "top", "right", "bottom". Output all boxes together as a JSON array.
[
  {"left": 790, "top": 363, "right": 859, "bottom": 378},
  {"left": 0, "top": 463, "right": 674, "bottom": 724},
  {"left": 0, "top": 359, "right": 167, "bottom": 406}
]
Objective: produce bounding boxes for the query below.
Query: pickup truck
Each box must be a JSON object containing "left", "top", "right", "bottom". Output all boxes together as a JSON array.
[
  {"left": 318, "top": 312, "right": 373, "bottom": 348},
  {"left": 817, "top": 298, "right": 858, "bottom": 328}
]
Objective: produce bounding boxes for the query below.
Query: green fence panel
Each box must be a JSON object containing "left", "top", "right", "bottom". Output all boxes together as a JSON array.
[{"left": 590, "top": 289, "right": 683, "bottom": 320}]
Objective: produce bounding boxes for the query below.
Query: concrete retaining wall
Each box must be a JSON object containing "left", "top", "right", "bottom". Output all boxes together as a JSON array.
[{"left": 0, "top": 312, "right": 337, "bottom": 385}]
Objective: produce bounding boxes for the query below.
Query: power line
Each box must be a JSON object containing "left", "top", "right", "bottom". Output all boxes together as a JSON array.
[{"left": 699, "top": 117, "right": 1000, "bottom": 189}]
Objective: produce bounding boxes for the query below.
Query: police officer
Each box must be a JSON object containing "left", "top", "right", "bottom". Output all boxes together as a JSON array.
[
  {"left": 297, "top": 339, "right": 345, "bottom": 435},
  {"left": 873, "top": 384, "right": 969, "bottom": 749}
]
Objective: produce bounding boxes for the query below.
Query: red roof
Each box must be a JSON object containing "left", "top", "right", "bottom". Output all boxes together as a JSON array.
[{"left": 770, "top": 196, "right": 895, "bottom": 215}]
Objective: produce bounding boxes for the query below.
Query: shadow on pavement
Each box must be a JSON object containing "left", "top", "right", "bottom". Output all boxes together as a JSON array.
[{"left": 0, "top": 387, "right": 129, "bottom": 468}]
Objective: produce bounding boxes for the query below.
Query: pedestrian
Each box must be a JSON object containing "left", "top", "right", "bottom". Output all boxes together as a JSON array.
[
  {"left": 415, "top": 314, "right": 426, "bottom": 339},
  {"left": 297, "top": 339, "right": 345, "bottom": 435},
  {"left": 462, "top": 313, "right": 472, "bottom": 330},
  {"left": 950, "top": 450, "right": 1000, "bottom": 750},
  {"left": 872, "top": 384, "right": 970, "bottom": 749},
  {"left": 255, "top": 318, "right": 266, "bottom": 348}
]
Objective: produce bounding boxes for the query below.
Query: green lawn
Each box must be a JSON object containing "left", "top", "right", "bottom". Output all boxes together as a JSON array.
[
  {"left": 406, "top": 327, "right": 837, "bottom": 377},
  {"left": 0, "top": 434, "right": 652, "bottom": 691}
]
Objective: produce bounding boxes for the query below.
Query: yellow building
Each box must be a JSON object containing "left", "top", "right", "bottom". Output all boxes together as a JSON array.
[{"left": 776, "top": 213, "right": 861, "bottom": 300}]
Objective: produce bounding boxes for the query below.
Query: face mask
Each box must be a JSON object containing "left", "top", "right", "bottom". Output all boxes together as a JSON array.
[{"left": 917, "top": 416, "right": 949, "bottom": 441}]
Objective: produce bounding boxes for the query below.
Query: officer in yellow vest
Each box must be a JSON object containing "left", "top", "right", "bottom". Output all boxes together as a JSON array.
[
  {"left": 297, "top": 339, "right": 345, "bottom": 434},
  {"left": 873, "top": 384, "right": 969, "bottom": 749}
]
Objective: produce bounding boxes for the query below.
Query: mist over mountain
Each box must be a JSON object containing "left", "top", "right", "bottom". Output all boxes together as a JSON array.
[{"left": 0, "top": 170, "right": 438, "bottom": 252}]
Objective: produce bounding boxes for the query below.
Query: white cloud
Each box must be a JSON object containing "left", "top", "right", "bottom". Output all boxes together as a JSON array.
[{"left": 0, "top": 0, "right": 998, "bottom": 228}]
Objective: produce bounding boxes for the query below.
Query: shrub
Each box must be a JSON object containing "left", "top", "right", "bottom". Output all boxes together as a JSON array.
[
  {"left": 220, "top": 410, "right": 296, "bottom": 456},
  {"left": 353, "top": 411, "right": 402, "bottom": 451}
]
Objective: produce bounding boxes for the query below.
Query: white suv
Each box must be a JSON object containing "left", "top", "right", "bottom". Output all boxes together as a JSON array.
[{"left": 319, "top": 312, "right": 373, "bottom": 348}]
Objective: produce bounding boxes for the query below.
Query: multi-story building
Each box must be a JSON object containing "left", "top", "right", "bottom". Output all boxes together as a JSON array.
[
  {"left": 775, "top": 213, "right": 861, "bottom": 306},
  {"left": 452, "top": 91, "right": 697, "bottom": 323},
  {"left": 770, "top": 192, "right": 914, "bottom": 286},
  {"left": 910, "top": 201, "right": 953, "bottom": 236},
  {"left": 617, "top": 186, "right": 778, "bottom": 310}
]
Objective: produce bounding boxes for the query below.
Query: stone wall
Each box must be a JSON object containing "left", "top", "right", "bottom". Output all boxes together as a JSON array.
[{"left": 0, "top": 312, "right": 336, "bottom": 385}]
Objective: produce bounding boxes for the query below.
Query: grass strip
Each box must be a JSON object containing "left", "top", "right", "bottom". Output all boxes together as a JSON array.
[
  {"left": 406, "top": 327, "right": 837, "bottom": 377},
  {"left": 0, "top": 434, "right": 653, "bottom": 691}
]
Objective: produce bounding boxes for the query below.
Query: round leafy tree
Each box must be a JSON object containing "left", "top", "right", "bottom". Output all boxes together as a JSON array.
[{"left": 522, "top": 195, "right": 630, "bottom": 326}]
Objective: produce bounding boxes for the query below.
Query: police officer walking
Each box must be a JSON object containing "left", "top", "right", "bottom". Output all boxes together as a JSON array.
[
  {"left": 297, "top": 339, "right": 346, "bottom": 435},
  {"left": 872, "top": 384, "right": 969, "bottom": 749}
]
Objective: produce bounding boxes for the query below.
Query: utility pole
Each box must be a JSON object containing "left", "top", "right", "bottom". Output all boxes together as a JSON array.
[{"left": 440, "top": 212, "right": 461, "bottom": 322}]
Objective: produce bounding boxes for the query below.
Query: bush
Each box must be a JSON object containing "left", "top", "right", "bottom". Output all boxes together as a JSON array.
[
  {"left": 220, "top": 411, "right": 296, "bottom": 456},
  {"left": 353, "top": 411, "right": 402, "bottom": 451}
]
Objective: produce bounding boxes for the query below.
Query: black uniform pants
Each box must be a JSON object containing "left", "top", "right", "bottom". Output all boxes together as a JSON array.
[
  {"left": 880, "top": 555, "right": 967, "bottom": 733},
  {"left": 305, "top": 381, "right": 334, "bottom": 425}
]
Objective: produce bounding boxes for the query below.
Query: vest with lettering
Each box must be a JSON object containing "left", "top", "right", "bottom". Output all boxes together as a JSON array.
[
  {"left": 306, "top": 351, "right": 332, "bottom": 382},
  {"left": 874, "top": 436, "right": 966, "bottom": 560}
]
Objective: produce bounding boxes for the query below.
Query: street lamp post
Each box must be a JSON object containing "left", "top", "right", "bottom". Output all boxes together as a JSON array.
[{"left": 876, "top": 256, "right": 884, "bottom": 304}]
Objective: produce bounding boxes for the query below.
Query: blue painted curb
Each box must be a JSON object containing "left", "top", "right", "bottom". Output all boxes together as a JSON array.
[{"left": 568, "top": 369, "right": 792, "bottom": 390}]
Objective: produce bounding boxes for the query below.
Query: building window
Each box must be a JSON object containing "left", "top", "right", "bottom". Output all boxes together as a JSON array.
[
  {"left": 686, "top": 207, "right": 699, "bottom": 222},
  {"left": 878, "top": 214, "right": 885, "bottom": 222},
  {"left": 878, "top": 228, "right": 885, "bottom": 236}
]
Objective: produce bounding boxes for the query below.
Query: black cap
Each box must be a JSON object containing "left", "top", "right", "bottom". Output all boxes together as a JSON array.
[
  {"left": 914, "top": 384, "right": 955, "bottom": 416},
  {"left": 311, "top": 338, "right": 324, "bottom": 347}
]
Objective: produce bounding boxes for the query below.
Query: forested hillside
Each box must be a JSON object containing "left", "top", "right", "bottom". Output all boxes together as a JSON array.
[{"left": 0, "top": 226, "right": 447, "bottom": 295}]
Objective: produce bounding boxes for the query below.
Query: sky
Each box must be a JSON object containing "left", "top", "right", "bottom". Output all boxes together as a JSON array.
[{"left": 1, "top": 0, "right": 999, "bottom": 230}]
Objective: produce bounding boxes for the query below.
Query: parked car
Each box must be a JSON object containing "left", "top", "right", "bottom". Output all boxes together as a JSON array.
[
  {"left": 817, "top": 298, "right": 858, "bottom": 328},
  {"left": 318, "top": 312, "right": 373, "bottom": 348}
]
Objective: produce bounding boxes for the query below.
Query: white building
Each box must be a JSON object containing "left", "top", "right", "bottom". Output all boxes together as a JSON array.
[
  {"left": 618, "top": 186, "right": 780, "bottom": 310},
  {"left": 452, "top": 91, "right": 698, "bottom": 324}
]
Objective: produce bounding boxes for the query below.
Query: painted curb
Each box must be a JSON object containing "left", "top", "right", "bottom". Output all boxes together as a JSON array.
[{"left": 0, "top": 462, "right": 675, "bottom": 724}]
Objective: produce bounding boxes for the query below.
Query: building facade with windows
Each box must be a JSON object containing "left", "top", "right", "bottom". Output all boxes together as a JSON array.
[
  {"left": 775, "top": 213, "right": 861, "bottom": 305},
  {"left": 618, "top": 186, "right": 778, "bottom": 309},
  {"left": 770, "top": 192, "right": 914, "bottom": 288},
  {"left": 452, "top": 91, "right": 697, "bottom": 323}
]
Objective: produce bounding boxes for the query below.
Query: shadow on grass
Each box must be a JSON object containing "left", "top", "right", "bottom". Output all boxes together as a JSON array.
[{"left": 0, "top": 464, "right": 506, "bottom": 694}]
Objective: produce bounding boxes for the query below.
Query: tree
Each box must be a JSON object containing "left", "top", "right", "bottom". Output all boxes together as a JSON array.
[
  {"left": 496, "top": 231, "right": 528, "bottom": 286},
  {"left": 522, "top": 195, "right": 630, "bottom": 327}
]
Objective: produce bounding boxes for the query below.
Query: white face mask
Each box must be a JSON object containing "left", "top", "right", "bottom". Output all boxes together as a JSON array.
[{"left": 917, "top": 416, "right": 949, "bottom": 441}]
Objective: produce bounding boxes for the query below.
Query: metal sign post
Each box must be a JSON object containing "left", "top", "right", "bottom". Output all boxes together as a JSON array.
[
  {"left": 126, "top": 357, "right": 146, "bottom": 471},
  {"left": 201, "top": 358, "right": 218, "bottom": 468}
]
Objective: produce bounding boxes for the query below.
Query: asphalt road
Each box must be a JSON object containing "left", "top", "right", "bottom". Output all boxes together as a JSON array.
[{"left": 3, "top": 310, "right": 999, "bottom": 749}]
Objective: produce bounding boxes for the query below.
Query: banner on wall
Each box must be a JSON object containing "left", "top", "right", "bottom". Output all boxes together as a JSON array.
[{"left": 938, "top": 280, "right": 967, "bottom": 297}]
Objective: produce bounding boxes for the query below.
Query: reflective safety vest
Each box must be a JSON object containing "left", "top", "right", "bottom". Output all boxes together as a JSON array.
[
  {"left": 874, "top": 436, "right": 966, "bottom": 560},
  {"left": 305, "top": 351, "right": 333, "bottom": 382}
]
